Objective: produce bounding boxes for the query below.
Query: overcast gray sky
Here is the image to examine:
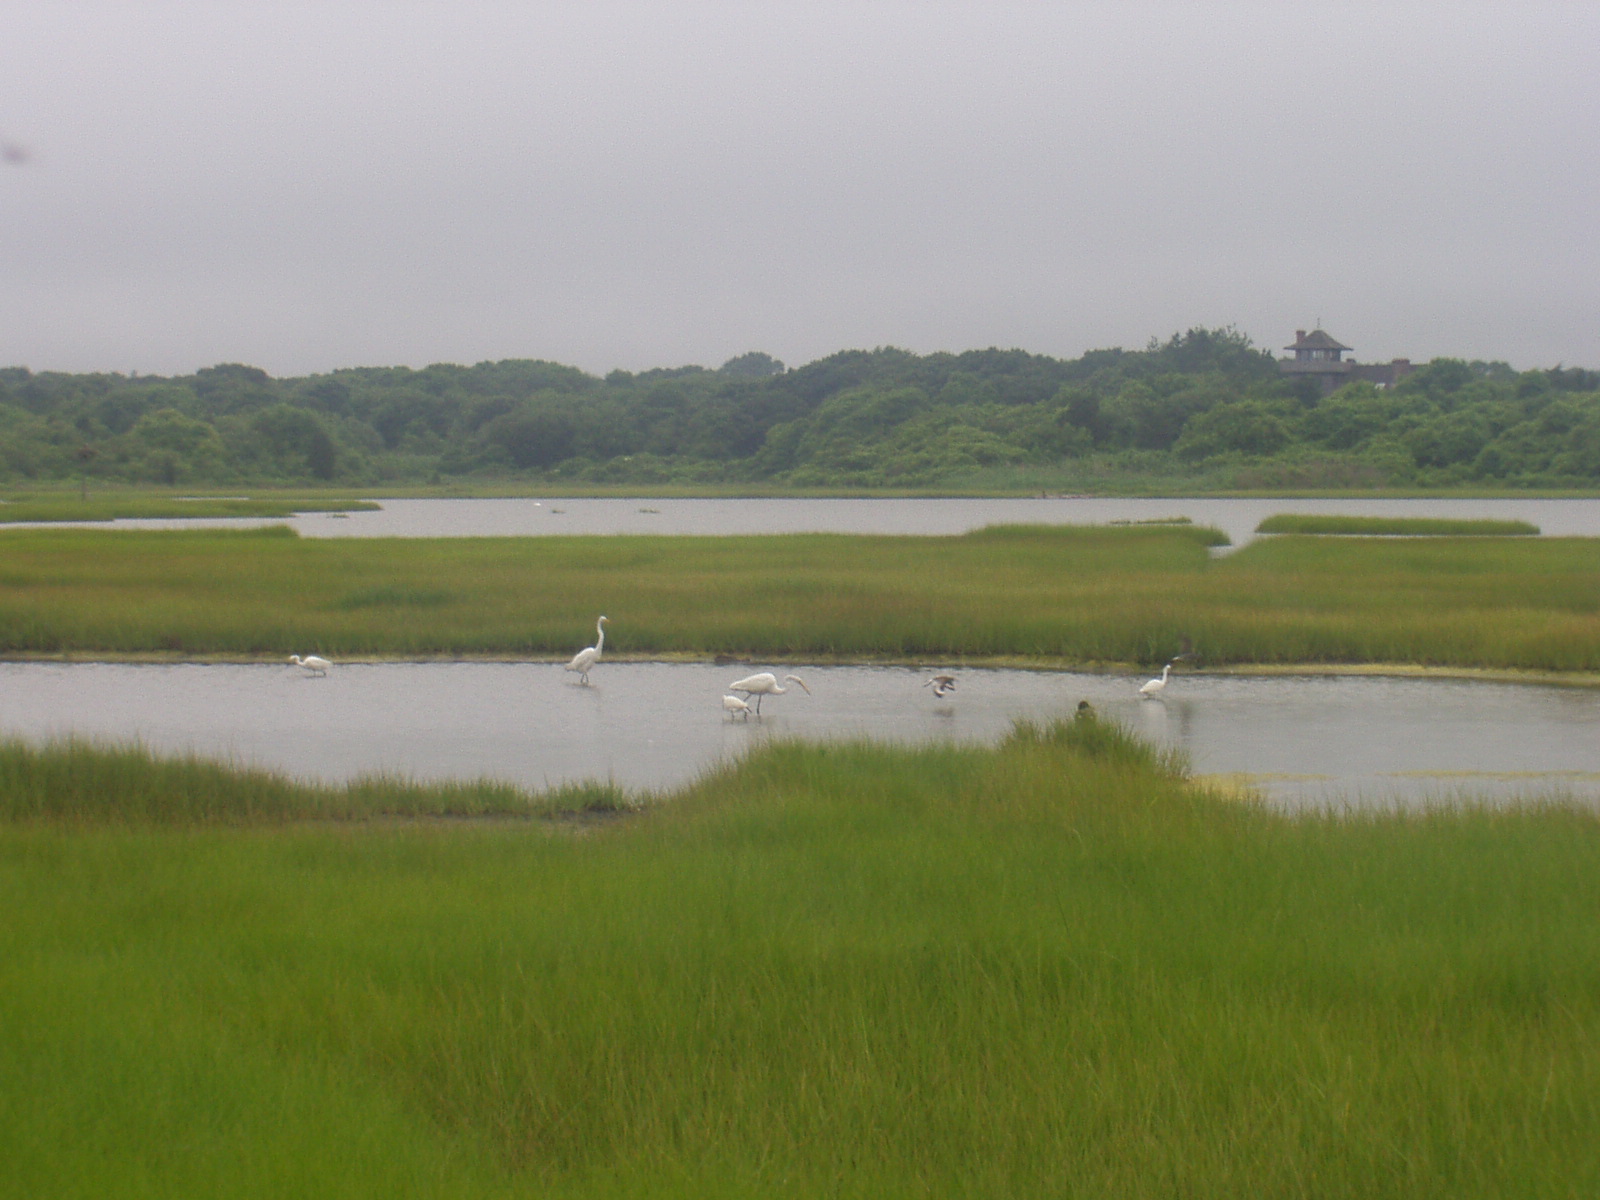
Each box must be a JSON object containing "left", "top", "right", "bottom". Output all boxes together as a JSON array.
[{"left": 2, "top": 1, "right": 1596, "bottom": 378}]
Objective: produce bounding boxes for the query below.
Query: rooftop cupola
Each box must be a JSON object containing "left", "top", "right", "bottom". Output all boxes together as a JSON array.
[{"left": 1285, "top": 328, "right": 1353, "bottom": 363}]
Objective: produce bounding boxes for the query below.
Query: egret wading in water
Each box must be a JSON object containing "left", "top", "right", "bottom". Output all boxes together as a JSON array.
[
  {"left": 288, "top": 654, "right": 331, "bottom": 676},
  {"left": 728, "top": 672, "right": 810, "bottom": 714},
  {"left": 1139, "top": 663, "right": 1172, "bottom": 698},
  {"left": 565, "top": 616, "right": 609, "bottom": 685},
  {"left": 722, "top": 694, "right": 753, "bottom": 720},
  {"left": 923, "top": 673, "right": 957, "bottom": 699}
]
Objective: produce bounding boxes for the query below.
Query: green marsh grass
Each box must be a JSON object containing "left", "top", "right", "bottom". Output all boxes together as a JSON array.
[
  {"left": 5, "top": 721, "right": 1600, "bottom": 1195},
  {"left": 1256, "top": 514, "right": 1541, "bottom": 537},
  {"left": 0, "top": 493, "right": 377, "bottom": 523},
  {"left": 2, "top": 523, "right": 1598, "bottom": 670},
  {"left": 0, "top": 738, "right": 633, "bottom": 824}
]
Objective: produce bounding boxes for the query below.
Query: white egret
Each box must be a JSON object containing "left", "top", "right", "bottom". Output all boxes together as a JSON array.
[
  {"left": 722, "top": 694, "right": 753, "bottom": 720},
  {"left": 288, "top": 654, "right": 331, "bottom": 676},
  {"left": 923, "top": 673, "right": 957, "bottom": 699},
  {"left": 565, "top": 615, "right": 609, "bottom": 684},
  {"left": 1139, "top": 663, "right": 1172, "bottom": 698},
  {"left": 729, "top": 672, "right": 810, "bottom": 714}
]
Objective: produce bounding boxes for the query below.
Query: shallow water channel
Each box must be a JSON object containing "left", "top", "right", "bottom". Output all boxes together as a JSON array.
[
  {"left": 11, "top": 495, "right": 1600, "bottom": 547},
  {"left": 3, "top": 662, "right": 1597, "bottom": 811}
]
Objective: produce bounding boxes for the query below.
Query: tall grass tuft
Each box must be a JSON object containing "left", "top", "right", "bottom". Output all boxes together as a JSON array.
[
  {"left": 0, "top": 493, "right": 377, "bottom": 523},
  {"left": 1256, "top": 514, "right": 1540, "bottom": 536},
  {"left": 0, "top": 738, "right": 634, "bottom": 824}
]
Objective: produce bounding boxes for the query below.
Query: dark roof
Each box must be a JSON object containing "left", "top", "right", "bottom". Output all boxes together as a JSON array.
[{"left": 1285, "top": 329, "right": 1352, "bottom": 352}]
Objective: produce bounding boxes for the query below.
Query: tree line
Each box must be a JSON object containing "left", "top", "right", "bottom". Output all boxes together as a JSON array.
[{"left": 3, "top": 330, "right": 1598, "bottom": 489}]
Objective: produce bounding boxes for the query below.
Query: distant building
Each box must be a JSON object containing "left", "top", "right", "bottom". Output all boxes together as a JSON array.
[{"left": 1279, "top": 328, "right": 1412, "bottom": 395}]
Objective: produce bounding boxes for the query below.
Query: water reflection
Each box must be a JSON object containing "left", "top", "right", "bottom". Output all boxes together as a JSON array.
[{"left": 1, "top": 662, "right": 1597, "bottom": 811}]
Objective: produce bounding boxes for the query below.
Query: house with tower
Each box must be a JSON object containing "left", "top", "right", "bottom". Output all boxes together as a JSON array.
[{"left": 1279, "top": 328, "right": 1412, "bottom": 395}]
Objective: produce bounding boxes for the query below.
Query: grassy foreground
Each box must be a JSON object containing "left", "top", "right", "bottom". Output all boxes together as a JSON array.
[
  {"left": 1255, "top": 514, "right": 1541, "bottom": 537},
  {"left": 4, "top": 723, "right": 1600, "bottom": 1196},
  {"left": 2, "top": 523, "right": 1598, "bottom": 670}
]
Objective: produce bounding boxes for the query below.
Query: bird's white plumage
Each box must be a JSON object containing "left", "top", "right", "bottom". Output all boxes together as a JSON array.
[
  {"left": 289, "top": 654, "right": 331, "bottom": 676},
  {"left": 722, "top": 694, "right": 753, "bottom": 719},
  {"left": 1139, "top": 663, "right": 1172, "bottom": 697},
  {"left": 565, "top": 615, "right": 608, "bottom": 684},
  {"left": 923, "top": 673, "right": 957, "bottom": 699},
  {"left": 728, "top": 672, "right": 810, "bottom": 713}
]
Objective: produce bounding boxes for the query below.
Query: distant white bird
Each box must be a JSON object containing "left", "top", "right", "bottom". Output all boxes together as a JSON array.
[
  {"left": 722, "top": 694, "right": 753, "bottom": 720},
  {"left": 1139, "top": 663, "right": 1172, "bottom": 698},
  {"left": 923, "top": 673, "right": 957, "bottom": 699},
  {"left": 729, "top": 671, "right": 810, "bottom": 714},
  {"left": 288, "top": 654, "right": 331, "bottom": 676},
  {"left": 565, "top": 615, "right": 608, "bottom": 684}
]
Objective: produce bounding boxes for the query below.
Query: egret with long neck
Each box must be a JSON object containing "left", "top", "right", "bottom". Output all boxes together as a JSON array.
[
  {"left": 1139, "top": 663, "right": 1171, "bottom": 698},
  {"left": 728, "top": 671, "right": 810, "bottom": 714},
  {"left": 565, "top": 616, "right": 608, "bottom": 684}
]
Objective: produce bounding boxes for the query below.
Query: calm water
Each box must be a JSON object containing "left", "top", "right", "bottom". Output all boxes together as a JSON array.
[
  {"left": 3, "top": 662, "right": 1597, "bottom": 810},
  {"left": 9, "top": 495, "right": 1600, "bottom": 547}
]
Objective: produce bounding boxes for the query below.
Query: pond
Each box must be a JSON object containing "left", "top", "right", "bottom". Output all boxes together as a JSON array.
[
  {"left": 9, "top": 495, "right": 1600, "bottom": 547},
  {"left": 3, "top": 662, "right": 1597, "bottom": 811}
]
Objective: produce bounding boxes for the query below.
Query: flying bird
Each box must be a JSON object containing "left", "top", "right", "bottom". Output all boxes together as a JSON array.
[
  {"left": 288, "top": 654, "right": 331, "bottom": 676},
  {"left": 722, "top": 694, "right": 753, "bottom": 720},
  {"left": 728, "top": 671, "right": 810, "bottom": 714},
  {"left": 923, "top": 673, "right": 957, "bottom": 699},
  {"left": 565, "top": 615, "right": 609, "bottom": 684},
  {"left": 1139, "top": 663, "right": 1172, "bottom": 698}
]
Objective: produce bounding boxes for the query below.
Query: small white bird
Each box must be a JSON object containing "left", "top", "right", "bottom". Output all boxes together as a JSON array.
[
  {"left": 923, "top": 673, "right": 957, "bottom": 699},
  {"left": 565, "top": 615, "right": 608, "bottom": 684},
  {"left": 722, "top": 694, "right": 753, "bottom": 720},
  {"left": 728, "top": 671, "right": 810, "bottom": 714},
  {"left": 1139, "top": 663, "right": 1172, "bottom": 698},
  {"left": 288, "top": 654, "right": 331, "bottom": 676}
]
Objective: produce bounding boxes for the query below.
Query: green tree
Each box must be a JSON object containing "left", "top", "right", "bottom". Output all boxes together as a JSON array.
[
  {"left": 1174, "top": 400, "right": 1293, "bottom": 461},
  {"left": 246, "top": 405, "right": 337, "bottom": 480},
  {"left": 720, "top": 351, "right": 786, "bottom": 377},
  {"left": 129, "top": 408, "right": 227, "bottom": 482}
]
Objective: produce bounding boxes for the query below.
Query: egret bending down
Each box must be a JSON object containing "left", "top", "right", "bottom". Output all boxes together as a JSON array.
[
  {"left": 722, "top": 694, "right": 753, "bottom": 720},
  {"left": 288, "top": 654, "right": 331, "bottom": 676},
  {"left": 923, "top": 673, "right": 957, "bottom": 699},
  {"left": 1139, "top": 663, "right": 1172, "bottom": 698},
  {"left": 565, "top": 615, "right": 609, "bottom": 685},
  {"left": 728, "top": 671, "right": 810, "bottom": 714}
]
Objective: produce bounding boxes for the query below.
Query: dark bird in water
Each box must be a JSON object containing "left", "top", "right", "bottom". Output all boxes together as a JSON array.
[
  {"left": 1075, "top": 700, "right": 1095, "bottom": 720},
  {"left": 923, "top": 673, "right": 957, "bottom": 699}
]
